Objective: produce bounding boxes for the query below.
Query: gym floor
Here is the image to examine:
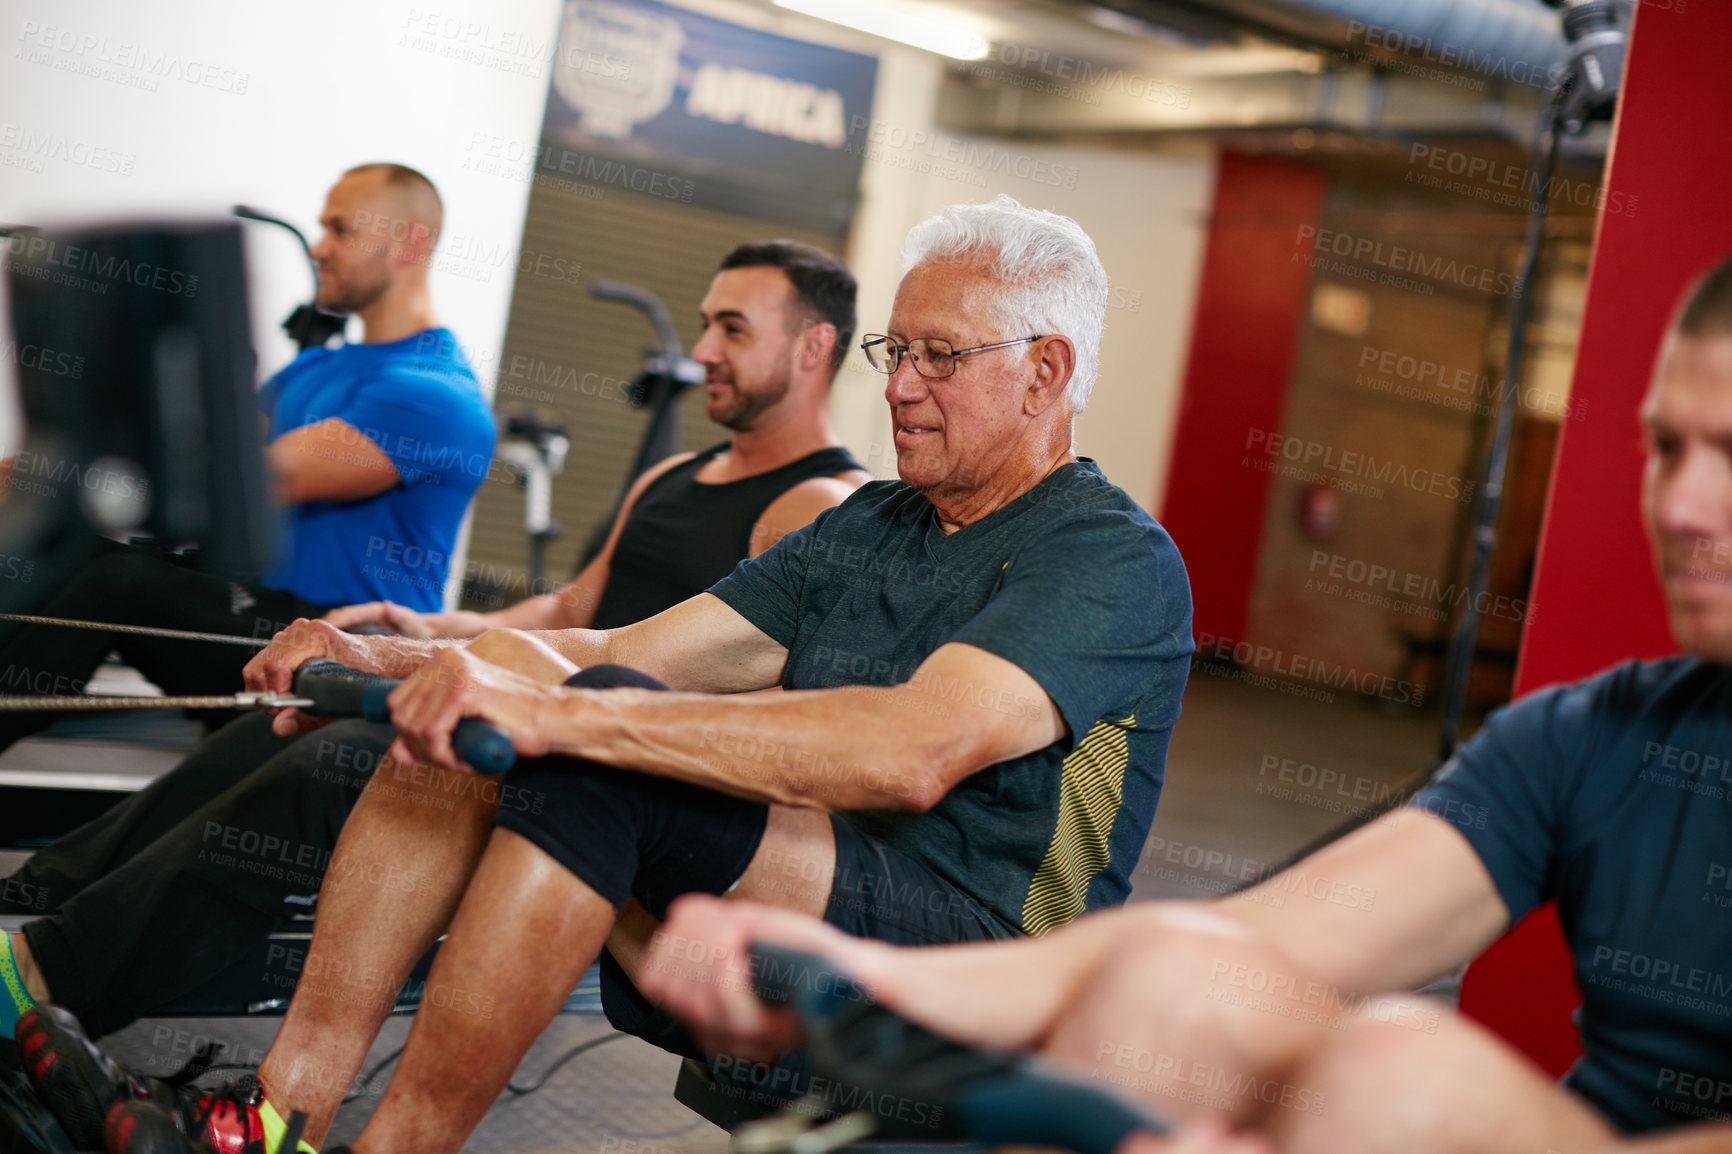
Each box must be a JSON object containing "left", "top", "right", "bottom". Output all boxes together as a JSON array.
[{"left": 2, "top": 673, "right": 1437, "bottom": 1153}]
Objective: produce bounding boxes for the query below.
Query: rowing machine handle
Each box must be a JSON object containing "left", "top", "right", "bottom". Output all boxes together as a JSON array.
[
  {"left": 956, "top": 1076, "right": 1163, "bottom": 1154},
  {"left": 747, "top": 943, "right": 1169, "bottom": 1154},
  {"left": 749, "top": 942, "right": 868, "bottom": 1008},
  {"left": 291, "top": 660, "right": 517, "bottom": 774}
]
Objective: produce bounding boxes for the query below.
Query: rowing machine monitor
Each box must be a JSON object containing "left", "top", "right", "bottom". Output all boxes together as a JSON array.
[{"left": 2, "top": 221, "right": 274, "bottom": 614}]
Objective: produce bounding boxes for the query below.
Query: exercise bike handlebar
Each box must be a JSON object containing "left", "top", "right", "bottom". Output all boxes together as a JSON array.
[
  {"left": 590, "top": 279, "right": 704, "bottom": 383},
  {"left": 232, "top": 205, "right": 314, "bottom": 261},
  {"left": 232, "top": 205, "right": 348, "bottom": 350},
  {"left": 591, "top": 279, "right": 681, "bottom": 362}
]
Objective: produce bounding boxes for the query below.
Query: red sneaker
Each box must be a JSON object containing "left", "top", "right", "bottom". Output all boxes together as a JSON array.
[
  {"left": 15, "top": 1005, "right": 159, "bottom": 1149},
  {"left": 14, "top": 1007, "right": 304, "bottom": 1154},
  {"left": 103, "top": 1077, "right": 308, "bottom": 1154}
]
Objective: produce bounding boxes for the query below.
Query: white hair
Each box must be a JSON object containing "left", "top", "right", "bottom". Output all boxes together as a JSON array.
[{"left": 901, "top": 195, "right": 1109, "bottom": 410}]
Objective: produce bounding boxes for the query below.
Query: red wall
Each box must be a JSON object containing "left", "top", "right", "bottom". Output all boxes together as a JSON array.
[
  {"left": 1160, "top": 153, "right": 1325, "bottom": 641},
  {"left": 1460, "top": 0, "right": 1732, "bottom": 1074}
]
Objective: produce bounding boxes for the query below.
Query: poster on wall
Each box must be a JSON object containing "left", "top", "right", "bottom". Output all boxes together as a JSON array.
[{"left": 538, "top": 0, "right": 877, "bottom": 232}]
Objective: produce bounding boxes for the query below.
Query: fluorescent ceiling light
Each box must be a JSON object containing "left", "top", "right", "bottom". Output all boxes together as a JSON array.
[
  {"left": 774, "top": 0, "right": 991, "bottom": 61},
  {"left": 1162, "top": 46, "right": 1324, "bottom": 77}
]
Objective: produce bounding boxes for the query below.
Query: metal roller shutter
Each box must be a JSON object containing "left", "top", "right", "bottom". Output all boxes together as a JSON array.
[{"left": 462, "top": 179, "right": 844, "bottom": 609}]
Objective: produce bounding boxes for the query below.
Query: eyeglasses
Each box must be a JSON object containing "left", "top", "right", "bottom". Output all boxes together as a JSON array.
[{"left": 859, "top": 334, "right": 1042, "bottom": 379}]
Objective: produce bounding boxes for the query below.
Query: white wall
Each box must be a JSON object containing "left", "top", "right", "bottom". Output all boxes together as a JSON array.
[
  {"left": 1, "top": 0, "right": 559, "bottom": 379},
  {"left": 0, "top": 0, "right": 1215, "bottom": 541},
  {"left": 0, "top": 0, "right": 560, "bottom": 600}
]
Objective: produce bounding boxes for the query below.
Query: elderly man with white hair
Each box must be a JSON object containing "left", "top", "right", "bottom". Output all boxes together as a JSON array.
[{"left": 49, "top": 196, "right": 1192, "bottom": 1154}]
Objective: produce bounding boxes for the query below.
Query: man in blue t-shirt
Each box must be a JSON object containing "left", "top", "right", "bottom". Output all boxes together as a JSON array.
[
  {"left": 639, "top": 261, "right": 1732, "bottom": 1154},
  {"left": 86, "top": 196, "right": 1193, "bottom": 1154},
  {"left": 257, "top": 162, "right": 494, "bottom": 610},
  {"left": 0, "top": 163, "right": 493, "bottom": 753}
]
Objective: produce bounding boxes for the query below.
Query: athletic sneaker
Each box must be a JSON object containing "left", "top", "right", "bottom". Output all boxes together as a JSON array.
[
  {"left": 14, "top": 1004, "right": 161, "bottom": 1149},
  {"left": 103, "top": 1084, "right": 308, "bottom": 1154},
  {"left": 0, "top": 1061, "right": 77, "bottom": 1153},
  {"left": 15, "top": 1006, "right": 311, "bottom": 1154},
  {"left": 103, "top": 1099, "right": 187, "bottom": 1154}
]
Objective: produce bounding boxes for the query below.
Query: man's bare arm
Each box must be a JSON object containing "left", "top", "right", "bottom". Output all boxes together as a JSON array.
[
  {"left": 748, "top": 473, "right": 868, "bottom": 558},
  {"left": 252, "top": 566, "right": 776, "bottom": 705},
  {"left": 267, "top": 418, "right": 400, "bottom": 504},
  {"left": 462, "top": 628, "right": 577, "bottom": 684},
  {"left": 534, "top": 640, "right": 1061, "bottom": 810},
  {"left": 645, "top": 814, "right": 1509, "bottom": 1057},
  {"left": 1211, "top": 807, "right": 1510, "bottom": 993},
  {"left": 244, "top": 618, "right": 451, "bottom": 694},
  {"left": 641, "top": 897, "right": 1232, "bottom": 1060},
  {"left": 387, "top": 634, "right": 1064, "bottom": 810}
]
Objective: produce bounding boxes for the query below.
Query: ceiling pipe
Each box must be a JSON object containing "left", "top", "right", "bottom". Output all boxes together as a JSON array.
[
  {"left": 1099, "top": 0, "right": 1581, "bottom": 83},
  {"left": 1301, "top": 0, "right": 1567, "bottom": 79}
]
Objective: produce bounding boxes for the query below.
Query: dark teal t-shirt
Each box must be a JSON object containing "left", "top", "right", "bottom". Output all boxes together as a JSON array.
[
  {"left": 709, "top": 459, "right": 1193, "bottom": 937},
  {"left": 1414, "top": 657, "right": 1732, "bottom": 1133}
]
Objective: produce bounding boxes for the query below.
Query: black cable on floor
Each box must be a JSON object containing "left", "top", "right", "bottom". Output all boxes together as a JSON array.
[
  {"left": 191, "top": 1031, "right": 629, "bottom": 1106},
  {"left": 502, "top": 1032, "right": 625, "bottom": 1096},
  {"left": 343, "top": 1043, "right": 408, "bottom": 1105}
]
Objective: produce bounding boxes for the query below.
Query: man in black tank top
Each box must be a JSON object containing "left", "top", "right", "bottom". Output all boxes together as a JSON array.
[
  {"left": 0, "top": 242, "right": 867, "bottom": 1039},
  {"left": 321, "top": 239, "right": 869, "bottom": 639},
  {"left": 586, "top": 442, "right": 860, "bottom": 629}
]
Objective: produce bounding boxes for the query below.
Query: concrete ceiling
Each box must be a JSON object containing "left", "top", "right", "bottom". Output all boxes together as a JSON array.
[{"left": 812, "top": 0, "right": 1611, "bottom": 161}]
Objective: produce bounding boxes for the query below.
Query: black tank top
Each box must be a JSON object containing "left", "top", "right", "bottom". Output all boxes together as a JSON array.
[{"left": 590, "top": 443, "right": 863, "bottom": 629}]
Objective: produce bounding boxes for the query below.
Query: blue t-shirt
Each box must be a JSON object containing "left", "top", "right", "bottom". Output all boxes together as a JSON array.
[
  {"left": 710, "top": 460, "right": 1194, "bottom": 937},
  {"left": 1414, "top": 657, "right": 1732, "bottom": 1133},
  {"left": 257, "top": 328, "right": 495, "bottom": 610}
]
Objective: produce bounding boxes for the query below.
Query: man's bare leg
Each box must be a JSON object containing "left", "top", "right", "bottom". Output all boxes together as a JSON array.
[
  {"left": 254, "top": 760, "right": 498, "bottom": 1146},
  {"left": 1040, "top": 911, "right": 1332, "bottom": 1128},
  {"left": 1267, "top": 1004, "right": 1613, "bottom": 1154},
  {"left": 1038, "top": 911, "right": 1613, "bottom": 1153},
  {"left": 351, "top": 806, "right": 834, "bottom": 1154},
  {"left": 604, "top": 806, "right": 835, "bottom": 1000},
  {"left": 349, "top": 827, "right": 613, "bottom": 1154}
]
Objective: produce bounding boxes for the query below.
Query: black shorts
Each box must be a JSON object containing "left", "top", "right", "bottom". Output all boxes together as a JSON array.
[
  {"left": 493, "top": 755, "right": 770, "bottom": 916},
  {"left": 491, "top": 665, "right": 1012, "bottom": 1087},
  {"left": 595, "top": 813, "right": 1008, "bottom": 1074},
  {"left": 494, "top": 663, "right": 772, "bottom": 915}
]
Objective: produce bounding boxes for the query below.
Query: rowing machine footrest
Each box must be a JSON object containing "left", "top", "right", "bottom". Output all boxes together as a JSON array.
[{"left": 673, "top": 1058, "right": 776, "bottom": 1131}]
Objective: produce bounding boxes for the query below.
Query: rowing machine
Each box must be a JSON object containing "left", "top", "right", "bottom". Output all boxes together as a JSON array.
[{"left": 0, "top": 661, "right": 515, "bottom": 775}]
